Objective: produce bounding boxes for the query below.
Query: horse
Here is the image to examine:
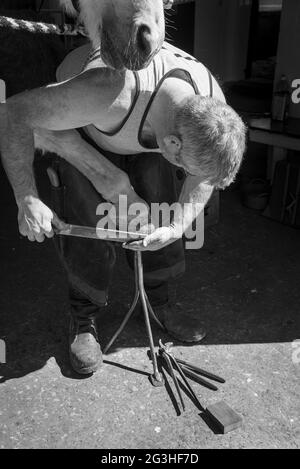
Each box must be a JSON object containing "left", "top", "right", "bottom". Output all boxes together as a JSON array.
[
  {"left": 61, "top": 0, "right": 167, "bottom": 70},
  {"left": 0, "top": 0, "right": 167, "bottom": 72}
]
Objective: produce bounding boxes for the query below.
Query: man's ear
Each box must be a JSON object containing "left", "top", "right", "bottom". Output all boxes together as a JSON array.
[{"left": 163, "top": 135, "right": 182, "bottom": 156}]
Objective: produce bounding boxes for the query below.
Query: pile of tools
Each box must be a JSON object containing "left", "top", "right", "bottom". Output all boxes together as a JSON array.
[{"left": 158, "top": 340, "right": 225, "bottom": 413}]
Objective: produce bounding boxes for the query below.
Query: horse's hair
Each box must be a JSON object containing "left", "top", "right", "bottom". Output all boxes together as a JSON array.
[
  {"left": 59, "top": 0, "right": 78, "bottom": 17},
  {"left": 59, "top": 0, "right": 103, "bottom": 48}
]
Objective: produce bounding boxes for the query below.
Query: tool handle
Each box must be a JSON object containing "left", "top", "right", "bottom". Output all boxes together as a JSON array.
[
  {"left": 176, "top": 359, "right": 225, "bottom": 384},
  {"left": 180, "top": 365, "right": 218, "bottom": 391},
  {"left": 47, "top": 167, "right": 61, "bottom": 188},
  {"left": 161, "top": 351, "right": 185, "bottom": 412},
  {"left": 167, "top": 354, "right": 203, "bottom": 410}
]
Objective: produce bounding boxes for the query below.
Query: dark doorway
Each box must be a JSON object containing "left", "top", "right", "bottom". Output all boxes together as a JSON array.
[
  {"left": 246, "top": 0, "right": 282, "bottom": 82},
  {"left": 165, "top": 1, "right": 195, "bottom": 55}
]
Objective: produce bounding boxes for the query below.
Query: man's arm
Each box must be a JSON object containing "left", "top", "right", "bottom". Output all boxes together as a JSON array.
[
  {"left": 0, "top": 107, "right": 57, "bottom": 243},
  {"left": 124, "top": 175, "right": 214, "bottom": 252},
  {"left": 2, "top": 68, "right": 127, "bottom": 199},
  {"left": 173, "top": 175, "right": 214, "bottom": 236},
  {"left": 0, "top": 68, "right": 135, "bottom": 241},
  {"left": 6, "top": 67, "right": 127, "bottom": 131}
]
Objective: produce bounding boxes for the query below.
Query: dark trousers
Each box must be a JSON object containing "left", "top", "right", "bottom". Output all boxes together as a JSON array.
[{"left": 50, "top": 142, "right": 186, "bottom": 309}]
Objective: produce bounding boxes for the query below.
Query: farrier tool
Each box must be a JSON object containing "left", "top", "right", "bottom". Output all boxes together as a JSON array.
[{"left": 158, "top": 341, "right": 226, "bottom": 413}]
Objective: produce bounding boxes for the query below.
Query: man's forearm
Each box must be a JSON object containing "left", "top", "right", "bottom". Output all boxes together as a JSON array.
[
  {"left": 173, "top": 175, "right": 214, "bottom": 236},
  {"left": 0, "top": 107, "right": 38, "bottom": 203},
  {"left": 1, "top": 110, "right": 132, "bottom": 208}
]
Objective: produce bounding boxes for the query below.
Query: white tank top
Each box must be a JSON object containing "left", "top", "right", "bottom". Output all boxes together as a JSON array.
[{"left": 56, "top": 42, "right": 222, "bottom": 155}]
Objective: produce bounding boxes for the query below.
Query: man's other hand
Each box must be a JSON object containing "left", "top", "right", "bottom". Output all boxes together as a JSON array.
[
  {"left": 123, "top": 225, "right": 181, "bottom": 252},
  {"left": 17, "top": 195, "right": 67, "bottom": 243}
]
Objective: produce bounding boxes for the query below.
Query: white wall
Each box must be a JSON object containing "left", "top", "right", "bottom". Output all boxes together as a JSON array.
[{"left": 194, "top": 0, "right": 251, "bottom": 82}]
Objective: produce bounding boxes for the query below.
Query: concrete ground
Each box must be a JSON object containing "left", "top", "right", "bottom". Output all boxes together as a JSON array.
[{"left": 0, "top": 164, "right": 299, "bottom": 449}]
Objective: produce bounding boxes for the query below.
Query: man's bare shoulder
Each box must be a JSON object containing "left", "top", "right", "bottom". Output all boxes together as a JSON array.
[
  {"left": 56, "top": 44, "right": 135, "bottom": 114},
  {"left": 62, "top": 67, "right": 136, "bottom": 130},
  {"left": 70, "top": 67, "right": 125, "bottom": 93}
]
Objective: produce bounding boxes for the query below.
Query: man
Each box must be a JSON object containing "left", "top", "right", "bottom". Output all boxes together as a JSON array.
[{"left": 0, "top": 41, "right": 246, "bottom": 375}]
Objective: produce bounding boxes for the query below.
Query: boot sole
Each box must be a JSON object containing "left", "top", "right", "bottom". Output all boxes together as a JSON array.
[
  {"left": 167, "top": 330, "right": 207, "bottom": 344},
  {"left": 69, "top": 352, "right": 102, "bottom": 375}
]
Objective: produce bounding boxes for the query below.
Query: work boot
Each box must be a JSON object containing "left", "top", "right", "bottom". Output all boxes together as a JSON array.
[
  {"left": 69, "top": 290, "right": 103, "bottom": 375},
  {"left": 153, "top": 302, "right": 207, "bottom": 344}
]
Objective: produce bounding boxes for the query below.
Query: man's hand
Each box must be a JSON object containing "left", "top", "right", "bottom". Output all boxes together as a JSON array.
[
  {"left": 123, "top": 225, "right": 181, "bottom": 252},
  {"left": 17, "top": 195, "right": 67, "bottom": 243}
]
